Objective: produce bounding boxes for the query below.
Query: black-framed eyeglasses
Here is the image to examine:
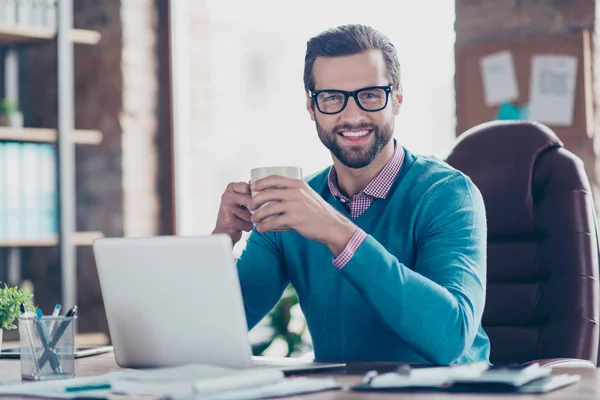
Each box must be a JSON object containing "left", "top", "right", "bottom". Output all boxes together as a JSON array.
[{"left": 309, "top": 85, "right": 393, "bottom": 115}]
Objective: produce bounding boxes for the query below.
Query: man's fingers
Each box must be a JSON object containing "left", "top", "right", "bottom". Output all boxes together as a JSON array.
[
  {"left": 223, "top": 191, "right": 252, "bottom": 209},
  {"left": 251, "top": 201, "right": 287, "bottom": 224},
  {"left": 234, "top": 215, "right": 254, "bottom": 232},
  {"left": 256, "top": 214, "right": 290, "bottom": 233},
  {"left": 250, "top": 189, "right": 293, "bottom": 211},
  {"left": 233, "top": 205, "right": 253, "bottom": 223},
  {"left": 221, "top": 213, "right": 253, "bottom": 235},
  {"left": 228, "top": 181, "right": 251, "bottom": 195}
]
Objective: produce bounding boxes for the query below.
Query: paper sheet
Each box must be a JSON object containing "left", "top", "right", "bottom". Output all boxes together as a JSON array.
[
  {"left": 111, "top": 364, "right": 284, "bottom": 396},
  {"left": 528, "top": 54, "right": 578, "bottom": 126},
  {"left": 0, "top": 364, "right": 337, "bottom": 399},
  {"left": 480, "top": 50, "right": 519, "bottom": 106},
  {"left": 199, "top": 377, "right": 340, "bottom": 400},
  {"left": 113, "top": 377, "right": 340, "bottom": 400},
  {"left": 0, "top": 374, "right": 114, "bottom": 399}
]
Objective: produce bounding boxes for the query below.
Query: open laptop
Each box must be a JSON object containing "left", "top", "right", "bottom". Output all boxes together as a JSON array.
[{"left": 92, "top": 234, "right": 345, "bottom": 374}]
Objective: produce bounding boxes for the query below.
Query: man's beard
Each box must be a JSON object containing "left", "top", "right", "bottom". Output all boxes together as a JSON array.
[{"left": 316, "top": 118, "right": 394, "bottom": 169}]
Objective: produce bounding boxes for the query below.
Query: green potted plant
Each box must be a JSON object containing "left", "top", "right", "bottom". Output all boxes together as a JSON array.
[
  {"left": 0, "top": 282, "right": 35, "bottom": 351},
  {"left": 0, "top": 99, "right": 23, "bottom": 128},
  {"left": 250, "top": 285, "right": 312, "bottom": 357}
]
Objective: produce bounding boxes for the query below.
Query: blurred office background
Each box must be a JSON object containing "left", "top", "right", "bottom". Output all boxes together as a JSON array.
[{"left": 0, "top": 0, "right": 598, "bottom": 357}]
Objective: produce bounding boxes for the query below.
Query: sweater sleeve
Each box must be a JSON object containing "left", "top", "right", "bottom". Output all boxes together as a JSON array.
[
  {"left": 338, "top": 175, "right": 487, "bottom": 365},
  {"left": 236, "top": 229, "right": 289, "bottom": 330}
]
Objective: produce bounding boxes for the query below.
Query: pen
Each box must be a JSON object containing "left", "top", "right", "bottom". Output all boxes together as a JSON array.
[
  {"left": 52, "top": 304, "right": 62, "bottom": 317},
  {"left": 49, "top": 304, "right": 61, "bottom": 336},
  {"left": 38, "top": 305, "right": 77, "bottom": 368},
  {"left": 363, "top": 370, "right": 378, "bottom": 384},
  {"left": 20, "top": 304, "right": 41, "bottom": 378},
  {"left": 65, "top": 383, "right": 111, "bottom": 392},
  {"left": 395, "top": 364, "right": 412, "bottom": 376},
  {"left": 35, "top": 308, "right": 62, "bottom": 373}
]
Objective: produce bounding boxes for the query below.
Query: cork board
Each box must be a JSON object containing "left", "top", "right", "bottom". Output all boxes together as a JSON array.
[{"left": 455, "top": 30, "right": 593, "bottom": 140}]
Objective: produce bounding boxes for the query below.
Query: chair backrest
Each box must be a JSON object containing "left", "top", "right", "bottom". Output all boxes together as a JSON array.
[{"left": 445, "top": 120, "right": 600, "bottom": 365}]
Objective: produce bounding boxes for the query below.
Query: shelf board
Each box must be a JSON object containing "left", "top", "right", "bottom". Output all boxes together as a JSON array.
[
  {"left": 0, "top": 231, "right": 105, "bottom": 247},
  {"left": 3, "top": 332, "right": 110, "bottom": 348},
  {"left": 0, "top": 127, "right": 103, "bottom": 144},
  {"left": 0, "top": 25, "right": 101, "bottom": 45}
]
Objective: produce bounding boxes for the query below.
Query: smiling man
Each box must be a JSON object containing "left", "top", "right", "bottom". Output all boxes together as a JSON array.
[{"left": 212, "top": 24, "right": 491, "bottom": 365}]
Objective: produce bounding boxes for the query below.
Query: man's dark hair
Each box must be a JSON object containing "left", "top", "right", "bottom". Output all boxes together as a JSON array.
[{"left": 303, "top": 24, "right": 401, "bottom": 92}]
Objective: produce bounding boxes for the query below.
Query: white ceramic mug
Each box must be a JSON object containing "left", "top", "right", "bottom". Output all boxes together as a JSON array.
[{"left": 250, "top": 166, "right": 303, "bottom": 232}]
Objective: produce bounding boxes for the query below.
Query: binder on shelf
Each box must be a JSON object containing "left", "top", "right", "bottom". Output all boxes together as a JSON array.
[
  {"left": 44, "top": 0, "right": 56, "bottom": 28},
  {"left": 16, "top": 0, "right": 34, "bottom": 27},
  {"left": 22, "top": 143, "right": 42, "bottom": 239},
  {"left": 39, "top": 144, "right": 57, "bottom": 237},
  {"left": 5, "top": 142, "right": 22, "bottom": 240},
  {"left": 1, "top": 0, "right": 57, "bottom": 29},
  {"left": 0, "top": 143, "right": 7, "bottom": 239},
  {"left": 0, "top": 142, "right": 57, "bottom": 242},
  {"left": 0, "top": 0, "right": 18, "bottom": 25},
  {"left": 32, "top": 0, "right": 46, "bottom": 27}
]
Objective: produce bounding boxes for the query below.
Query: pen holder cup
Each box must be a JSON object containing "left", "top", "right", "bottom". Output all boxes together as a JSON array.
[{"left": 19, "top": 316, "right": 76, "bottom": 381}]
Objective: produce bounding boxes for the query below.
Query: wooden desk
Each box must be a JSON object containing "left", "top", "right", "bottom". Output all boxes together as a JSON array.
[{"left": 0, "top": 353, "right": 599, "bottom": 399}]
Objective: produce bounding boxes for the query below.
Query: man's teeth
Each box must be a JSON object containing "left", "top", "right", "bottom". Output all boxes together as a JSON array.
[{"left": 340, "top": 130, "right": 370, "bottom": 137}]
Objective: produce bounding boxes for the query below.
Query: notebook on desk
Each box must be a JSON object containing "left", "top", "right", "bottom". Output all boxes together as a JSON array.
[
  {"left": 92, "top": 235, "right": 345, "bottom": 374},
  {"left": 352, "top": 362, "right": 581, "bottom": 394},
  {"left": 449, "top": 363, "right": 581, "bottom": 393},
  {"left": 251, "top": 356, "right": 345, "bottom": 374}
]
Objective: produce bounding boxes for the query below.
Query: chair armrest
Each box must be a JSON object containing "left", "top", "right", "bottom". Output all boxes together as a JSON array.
[{"left": 521, "top": 358, "right": 596, "bottom": 369}]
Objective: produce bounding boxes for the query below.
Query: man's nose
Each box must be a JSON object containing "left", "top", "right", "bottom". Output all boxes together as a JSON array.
[{"left": 340, "top": 96, "right": 366, "bottom": 124}]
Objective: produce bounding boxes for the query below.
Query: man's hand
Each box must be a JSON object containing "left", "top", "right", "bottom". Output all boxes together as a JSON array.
[
  {"left": 213, "top": 182, "right": 253, "bottom": 246},
  {"left": 250, "top": 176, "right": 357, "bottom": 256}
]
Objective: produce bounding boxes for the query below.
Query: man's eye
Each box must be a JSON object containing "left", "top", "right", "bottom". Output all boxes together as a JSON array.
[{"left": 320, "top": 93, "right": 343, "bottom": 103}]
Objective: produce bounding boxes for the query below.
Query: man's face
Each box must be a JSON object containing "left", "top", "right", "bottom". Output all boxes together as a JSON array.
[{"left": 306, "top": 49, "right": 402, "bottom": 169}]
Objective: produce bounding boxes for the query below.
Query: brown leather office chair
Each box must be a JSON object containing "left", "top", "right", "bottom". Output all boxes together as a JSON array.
[{"left": 446, "top": 120, "right": 600, "bottom": 368}]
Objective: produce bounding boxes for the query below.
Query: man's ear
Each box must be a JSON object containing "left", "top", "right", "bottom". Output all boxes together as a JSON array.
[
  {"left": 393, "top": 84, "right": 403, "bottom": 115},
  {"left": 306, "top": 93, "right": 316, "bottom": 121}
]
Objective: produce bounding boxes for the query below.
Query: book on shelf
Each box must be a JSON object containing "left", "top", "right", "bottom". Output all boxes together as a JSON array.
[
  {"left": 0, "top": 0, "right": 18, "bottom": 26},
  {"left": 0, "top": 143, "right": 5, "bottom": 238},
  {"left": 0, "top": 0, "right": 57, "bottom": 28},
  {"left": 0, "top": 141, "right": 58, "bottom": 242}
]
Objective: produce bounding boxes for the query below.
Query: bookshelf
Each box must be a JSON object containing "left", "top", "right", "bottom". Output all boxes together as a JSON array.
[
  {"left": 0, "top": 25, "right": 101, "bottom": 45},
  {"left": 0, "top": 231, "right": 104, "bottom": 247},
  {"left": 0, "top": 0, "right": 103, "bottom": 309},
  {"left": 0, "top": 127, "right": 102, "bottom": 144}
]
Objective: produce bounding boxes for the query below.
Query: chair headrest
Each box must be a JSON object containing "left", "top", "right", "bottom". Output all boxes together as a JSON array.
[{"left": 446, "top": 121, "right": 563, "bottom": 235}]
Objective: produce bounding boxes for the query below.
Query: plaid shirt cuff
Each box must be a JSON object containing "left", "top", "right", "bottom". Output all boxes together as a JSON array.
[{"left": 332, "top": 228, "right": 368, "bottom": 269}]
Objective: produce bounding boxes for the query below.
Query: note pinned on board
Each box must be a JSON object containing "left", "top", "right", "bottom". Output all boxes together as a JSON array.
[
  {"left": 480, "top": 50, "right": 519, "bottom": 106},
  {"left": 496, "top": 103, "right": 522, "bottom": 120},
  {"left": 528, "top": 54, "right": 578, "bottom": 126}
]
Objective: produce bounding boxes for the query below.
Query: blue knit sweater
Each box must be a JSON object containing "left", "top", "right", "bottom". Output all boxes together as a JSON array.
[{"left": 236, "top": 147, "right": 491, "bottom": 365}]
